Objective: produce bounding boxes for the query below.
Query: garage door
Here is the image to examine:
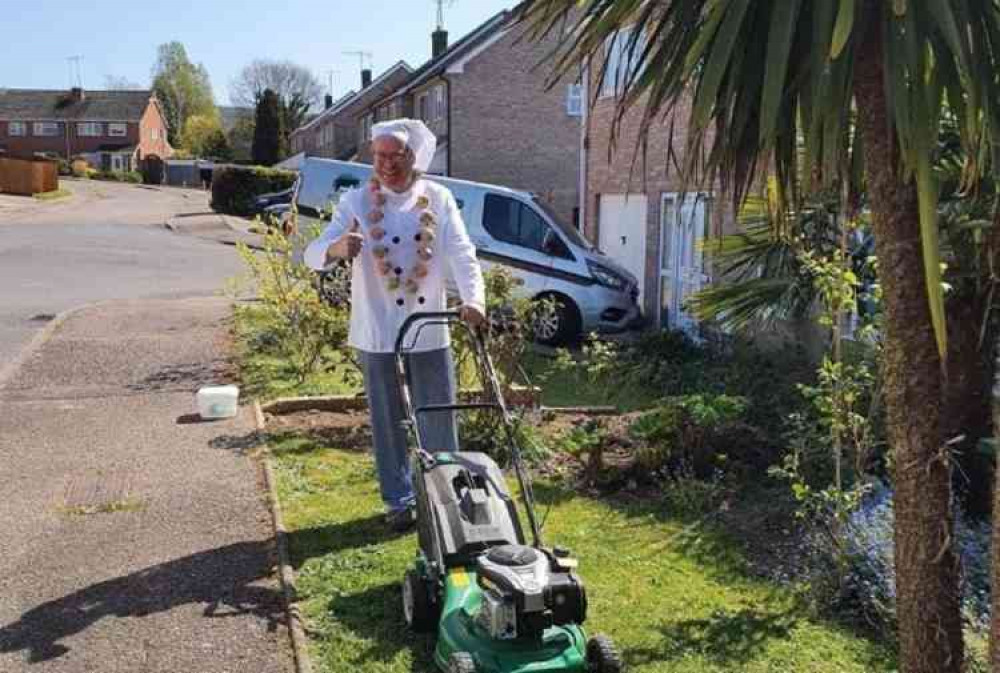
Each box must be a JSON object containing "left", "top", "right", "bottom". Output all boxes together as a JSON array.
[{"left": 598, "top": 194, "right": 648, "bottom": 303}]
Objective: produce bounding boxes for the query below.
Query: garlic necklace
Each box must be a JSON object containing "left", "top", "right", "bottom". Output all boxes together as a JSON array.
[{"left": 366, "top": 177, "right": 437, "bottom": 303}]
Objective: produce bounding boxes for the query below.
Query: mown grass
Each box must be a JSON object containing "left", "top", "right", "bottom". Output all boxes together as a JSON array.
[{"left": 271, "top": 434, "right": 896, "bottom": 673}]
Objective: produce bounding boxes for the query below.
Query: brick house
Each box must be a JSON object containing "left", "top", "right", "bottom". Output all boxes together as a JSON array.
[
  {"left": 580, "top": 28, "right": 731, "bottom": 331},
  {"left": 0, "top": 88, "right": 172, "bottom": 171},
  {"left": 289, "top": 62, "right": 413, "bottom": 161},
  {"left": 356, "top": 8, "right": 583, "bottom": 226}
]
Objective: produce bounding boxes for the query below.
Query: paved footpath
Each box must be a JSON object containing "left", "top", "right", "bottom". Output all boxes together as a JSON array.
[{"left": 0, "top": 297, "right": 294, "bottom": 673}]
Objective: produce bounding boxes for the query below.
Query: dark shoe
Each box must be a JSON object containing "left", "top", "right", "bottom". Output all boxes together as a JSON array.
[{"left": 386, "top": 506, "right": 416, "bottom": 533}]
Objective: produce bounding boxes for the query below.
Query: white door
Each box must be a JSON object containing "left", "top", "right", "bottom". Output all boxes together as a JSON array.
[
  {"left": 659, "top": 193, "right": 711, "bottom": 331},
  {"left": 598, "top": 194, "right": 648, "bottom": 303},
  {"left": 111, "top": 154, "right": 124, "bottom": 172}
]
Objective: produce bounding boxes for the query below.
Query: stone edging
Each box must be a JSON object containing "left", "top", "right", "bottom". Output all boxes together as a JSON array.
[{"left": 254, "top": 400, "right": 315, "bottom": 673}]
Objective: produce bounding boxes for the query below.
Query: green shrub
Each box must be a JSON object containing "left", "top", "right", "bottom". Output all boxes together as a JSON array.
[
  {"left": 629, "top": 394, "right": 752, "bottom": 477},
  {"left": 231, "top": 217, "right": 353, "bottom": 385},
  {"left": 92, "top": 170, "right": 140, "bottom": 183},
  {"left": 620, "top": 330, "right": 813, "bottom": 440},
  {"left": 210, "top": 165, "right": 296, "bottom": 216}
]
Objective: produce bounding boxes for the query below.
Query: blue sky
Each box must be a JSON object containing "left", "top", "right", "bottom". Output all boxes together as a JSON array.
[{"left": 3, "top": 1, "right": 516, "bottom": 105}]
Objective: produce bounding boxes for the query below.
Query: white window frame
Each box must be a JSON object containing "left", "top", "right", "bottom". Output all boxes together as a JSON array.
[
  {"left": 108, "top": 123, "right": 127, "bottom": 137},
  {"left": 434, "top": 85, "right": 446, "bottom": 120},
  {"left": 8, "top": 121, "right": 26, "bottom": 137},
  {"left": 566, "top": 83, "right": 583, "bottom": 117},
  {"left": 151, "top": 127, "right": 159, "bottom": 141},
  {"left": 418, "top": 92, "right": 430, "bottom": 122},
  {"left": 600, "top": 27, "right": 646, "bottom": 99},
  {"left": 361, "top": 114, "right": 373, "bottom": 143},
  {"left": 77, "top": 122, "right": 102, "bottom": 137},
  {"left": 33, "top": 121, "right": 60, "bottom": 137}
]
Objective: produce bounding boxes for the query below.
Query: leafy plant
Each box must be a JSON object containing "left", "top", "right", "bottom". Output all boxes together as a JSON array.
[
  {"left": 231, "top": 213, "right": 355, "bottom": 386},
  {"left": 629, "top": 394, "right": 748, "bottom": 477},
  {"left": 451, "top": 266, "right": 555, "bottom": 402}
]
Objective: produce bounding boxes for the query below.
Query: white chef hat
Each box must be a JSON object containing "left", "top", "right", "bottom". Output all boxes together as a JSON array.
[{"left": 371, "top": 118, "right": 437, "bottom": 173}]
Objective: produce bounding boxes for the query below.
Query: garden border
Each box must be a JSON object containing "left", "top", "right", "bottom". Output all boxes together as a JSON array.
[{"left": 254, "top": 400, "right": 315, "bottom": 673}]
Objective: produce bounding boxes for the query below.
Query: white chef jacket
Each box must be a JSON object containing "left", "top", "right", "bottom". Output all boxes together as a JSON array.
[{"left": 303, "top": 178, "right": 485, "bottom": 353}]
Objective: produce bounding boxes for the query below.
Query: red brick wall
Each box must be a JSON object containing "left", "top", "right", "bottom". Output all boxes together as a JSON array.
[
  {"left": 138, "top": 100, "right": 171, "bottom": 158},
  {"left": 0, "top": 108, "right": 169, "bottom": 161},
  {"left": 449, "top": 25, "right": 581, "bottom": 225},
  {"left": 585, "top": 79, "right": 731, "bottom": 321}
]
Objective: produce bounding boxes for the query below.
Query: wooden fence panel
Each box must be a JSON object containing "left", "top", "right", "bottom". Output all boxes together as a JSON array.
[{"left": 0, "top": 158, "right": 59, "bottom": 195}]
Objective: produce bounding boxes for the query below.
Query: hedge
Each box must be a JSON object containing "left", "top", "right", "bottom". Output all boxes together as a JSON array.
[
  {"left": 210, "top": 165, "right": 296, "bottom": 216},
  {"left": 93, "top": 170, "right": 142, "bottom": 184}
]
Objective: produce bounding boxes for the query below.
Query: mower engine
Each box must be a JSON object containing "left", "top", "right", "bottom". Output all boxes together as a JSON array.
[{"left": 475, "top": 544, "right": 587, "bottom": 641}]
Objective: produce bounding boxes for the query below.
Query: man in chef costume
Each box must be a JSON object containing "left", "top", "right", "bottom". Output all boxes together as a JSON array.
[{"left": 304, "top": 119, "right": 486, "bottom": 532}]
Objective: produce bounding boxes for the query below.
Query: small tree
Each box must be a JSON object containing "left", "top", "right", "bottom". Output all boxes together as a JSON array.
[
  {"left": 252, "top": 88, "right": 283, "bottom": 166},
  {"left": 180, "top": 113, "right": 227, "bottom": 158}
]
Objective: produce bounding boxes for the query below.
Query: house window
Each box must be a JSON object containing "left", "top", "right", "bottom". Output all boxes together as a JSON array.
[
  {"left": 77, "top": 122, "right": 102, "bottom": 137},
  {"left": 108, "top": 123, "right": 127, "bottom": 137},
  {"left": 33, "top": 122, "right": 60, "bottom": 137},
  {"left": 151, "top": 127, "right": 159, "bottom": 140},
  {"left": 418, "top": 93, "right": 429, "bottom": 122},
  {"left": 434, "top": 85, "right": 446, "bottom": 120},
  {"left": 566, "top": 83, "right": 583, "bottom": 117},
  {"left": 8, "top": 121, "right": 26, "bottom": 137},
  {"left": 600, "top": 27, "right": 646, "bottom": 98},
  {"left": 362, "top": 114, "right": 373, "bottom": 143}
]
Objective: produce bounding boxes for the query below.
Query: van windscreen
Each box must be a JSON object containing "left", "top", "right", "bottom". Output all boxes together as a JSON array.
[{"left": 532, "top": 197, "right": 593, "bottom": 250}]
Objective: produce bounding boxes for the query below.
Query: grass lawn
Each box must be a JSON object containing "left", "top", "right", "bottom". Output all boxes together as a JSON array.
[
  {"left": 32, "top": 188, "right": 72, "bottom": 201},
  {"left": 271, "top": 434, "right": 896, "bottom": 673}
]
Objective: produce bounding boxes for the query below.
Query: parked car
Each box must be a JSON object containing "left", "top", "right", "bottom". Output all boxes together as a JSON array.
[
  {"left": 254, "top": 186, "right": 295, "bottom": 214},
  {"left": 295, "top": 158, "right": 641, "bottom": 345}
]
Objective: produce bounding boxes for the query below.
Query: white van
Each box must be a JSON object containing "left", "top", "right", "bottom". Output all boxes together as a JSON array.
[{"left": 294, "top": 158, "right": 641, "bottom": 344}]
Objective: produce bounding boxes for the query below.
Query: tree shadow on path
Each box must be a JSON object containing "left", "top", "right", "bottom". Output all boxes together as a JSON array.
[{"left": 0, "top": 541, "right": 284, "bottom": 663}]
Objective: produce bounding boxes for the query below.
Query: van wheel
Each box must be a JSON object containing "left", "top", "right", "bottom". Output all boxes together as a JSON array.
[{"left": 534, "top": 295, "right": 580, "bottom": 346}]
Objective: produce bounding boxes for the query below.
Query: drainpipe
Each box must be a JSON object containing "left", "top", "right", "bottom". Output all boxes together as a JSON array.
[
  {"left": 578, "top": 63, "right": 589, "bottom": 235},
  {"left": 64, "top": 120, "right": 71, "bottom": 160},
  {"left": 445, "top": 78, "right": 451, "bottom": 176}
]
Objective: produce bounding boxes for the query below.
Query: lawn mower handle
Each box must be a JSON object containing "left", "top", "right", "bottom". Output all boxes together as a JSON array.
[
  {"left": 393, "top": 310, "right": 479, "bottom": 354},
  {"left": 392, "top": 310, "right": 544, "bottom": 549}
]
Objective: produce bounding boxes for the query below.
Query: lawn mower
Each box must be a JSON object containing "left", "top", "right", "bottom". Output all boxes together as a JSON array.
[{"left": 394, "top": 311, "right": 622, "bottom": 673}]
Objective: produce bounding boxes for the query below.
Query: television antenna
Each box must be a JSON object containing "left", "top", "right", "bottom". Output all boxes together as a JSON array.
[
  {"left": 66, "top": 55, "right": 84, "bottom": 88},
  {"left": 324, "top": 69, "right": 341, "bottom": 96},
  {"left": 433, "top": 0, "right": 456, "bottom": 30},
  {"left": 342, "top": 51, "right": 373, "bottom": 71}
]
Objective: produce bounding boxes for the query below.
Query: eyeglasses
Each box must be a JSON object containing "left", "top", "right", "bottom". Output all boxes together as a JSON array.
[{"left": 374, "top": 150, "right": 408, "bottom": 163}]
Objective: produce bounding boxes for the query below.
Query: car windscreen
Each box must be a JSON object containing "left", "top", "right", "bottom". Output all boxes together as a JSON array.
[{"left": 531, "top": 197, "right": 593, "bottom": 251}]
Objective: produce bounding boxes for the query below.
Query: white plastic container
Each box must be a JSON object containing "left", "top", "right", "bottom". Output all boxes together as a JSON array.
[{"left": 196, "top": 385, "right": 240, "bottom": 420}]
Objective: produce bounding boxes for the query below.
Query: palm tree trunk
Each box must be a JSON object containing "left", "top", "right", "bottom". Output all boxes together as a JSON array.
[
  {"left": 992, "top": 348, "right": 1000, "bottom": 673},
  {"left": 853, "top": 3, "right": 964, "bottom": 672}
]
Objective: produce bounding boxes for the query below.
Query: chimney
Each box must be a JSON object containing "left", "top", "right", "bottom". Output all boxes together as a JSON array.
[
  {"left": 432, "top": 29, "right": 449, "bottom": 59},
  {"left": 70, "top": 87, "right": 85, "bottom": 102},
  {"left": 325, "top": 94, "right": 333, "bottom": 110},
  {"left": 361, "top": 69, "right": 372, "bottom": 89}
]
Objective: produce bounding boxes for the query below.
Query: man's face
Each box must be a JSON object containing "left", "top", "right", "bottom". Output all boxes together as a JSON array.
[{"left": 373, "top": 136, "right": 415, "bottom": 189}]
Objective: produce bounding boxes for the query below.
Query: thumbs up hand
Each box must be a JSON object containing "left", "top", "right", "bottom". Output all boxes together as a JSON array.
[{"left": 327, "top": 218, "right": 365, "bottom": 261}]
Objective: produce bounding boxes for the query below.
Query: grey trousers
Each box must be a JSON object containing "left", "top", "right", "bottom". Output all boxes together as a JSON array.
[{"left": 359, "top": 348, "right": 458, "bottom": 511}]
